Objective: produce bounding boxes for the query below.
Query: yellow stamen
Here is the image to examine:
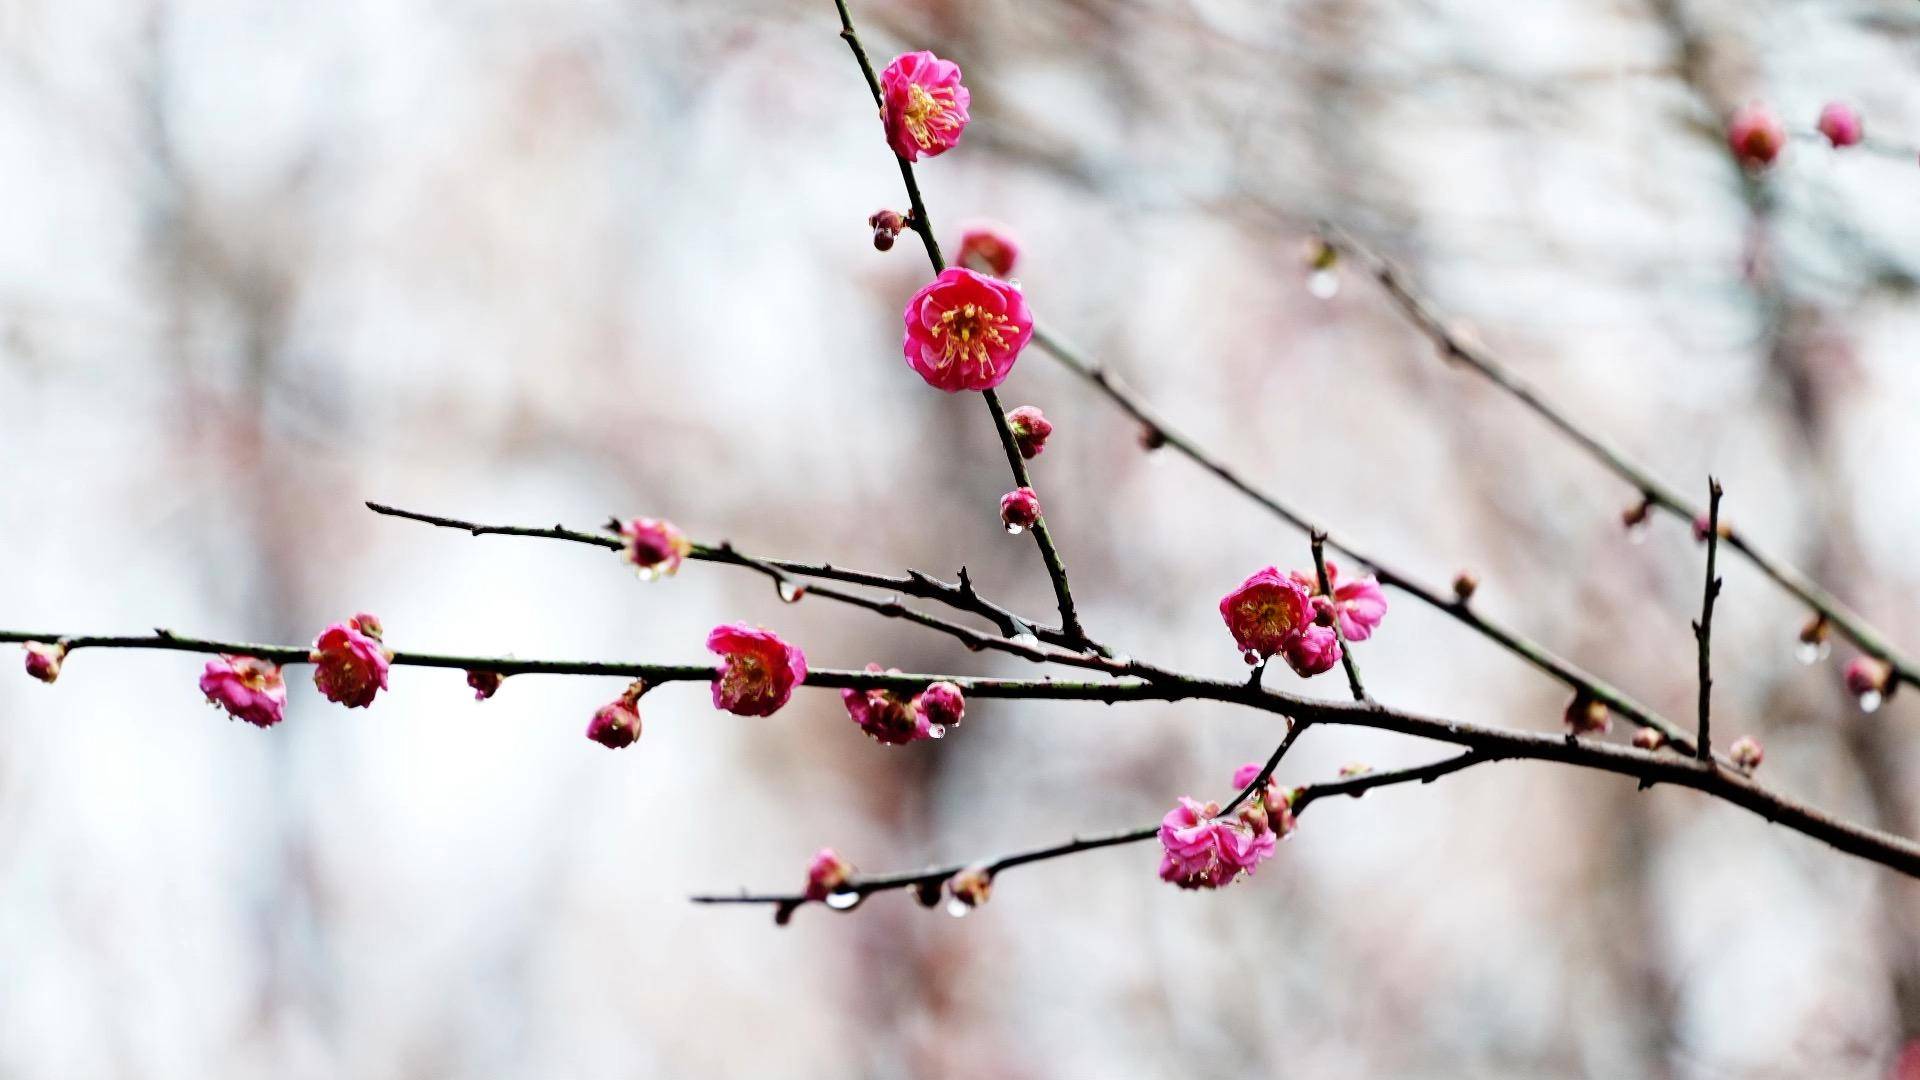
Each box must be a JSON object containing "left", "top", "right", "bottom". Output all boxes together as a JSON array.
[
  {"left": 931, "top": 302, "right": 1012, "bottom": 379},
  {"left": 901, "top": 83, "right": 962, "bottom": 150}
]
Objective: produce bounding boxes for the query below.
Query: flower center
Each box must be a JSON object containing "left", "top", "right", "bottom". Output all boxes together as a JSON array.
[
  {"left": 932, "top": 303, "right": 1011, "bottom": 379},
  {"left": 1237, "top": 594, "right": 1299, "bottom": 637},
  {"left": 902, "top": 83, "right": 961, "bottom": 150},
  {"left": 722, "top": 653, "right": 769, "bottom": 700}
]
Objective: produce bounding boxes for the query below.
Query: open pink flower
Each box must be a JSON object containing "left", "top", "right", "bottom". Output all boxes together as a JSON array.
[
  {"left": 1157, "top": 796, "right": 1274, "bottom": 890},
  {"left": 1727, "top": 103, "right": 1785, "bottom": 168},
  {"left": 956, "top": 220, "right": 1019, "bottom": 277},
  {"left": 1323, "top": 562, "right": 1387, "bottom": 640},
  {"left": 902, "top": 267, "right": 1033, "bottom": 392},
  {"left": 23, "top": 642, "right": 65, "bottom": 684},
  {"left": 619, "top": 517, "right": 692, "bottom": 580},
  {"left": 804, "top": 848, "right": 854, "bottom": 901},
  {"left": 200, "top": 655, "right": 288, "bottom": 728},
  {"left": 1817, "top": 102, "right": 1862, "bottom": 148},
  {"left": 880, "top": 51, "right": 970, "bottom": 161},
  {"left": 708, "top": 623, "right": 806, "bottom": 717},
  {"left": 1219, "top": 567, "right": 1314, "bottom": 663},
  {"left": 310, "top": 614, "right": 391, "bottom": 709}
]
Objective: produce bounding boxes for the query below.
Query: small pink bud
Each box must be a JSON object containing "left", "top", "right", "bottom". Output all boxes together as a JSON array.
[
  {"left": 23, "top": 642, "right": 65, "bottom": 684},
  {"left": 708, "top": 624, "right": 806, "bottom": 717},
  {"left": 1817, "top": 102, "right": 1863, "bottom": 148},
  {"left": 1632, "top": 728, "right": 1667, "bottom": 751},
  {"left": 466, "top": 669, "right": 504, "bottom": 701},
  {"left": 1621, "top": 497, "right": 1653, "bottom": 530},
  {"left": 310, "top": 617, "right": 392, "bottom": 709},
  {"left": 199, "top": 655, "right": 288, "bottom": 728},
  {"left": 903, "top": 267, "right": 1033, "bottom": 392},
  {"left": 1451, "top": 571, "right": 1479, "bottom": 603},
  {"left": 1727, "top": 102, "right": 1786, "bottom": 168},
  {"left": 948, "top": 862, "right": 993, "bottom": 908},
  {"left": 914, "top": 680, "right": 965, "bottom": 730},
  {"left": 1729, "top": 735, "right": 1764, "bottom": 771},
  {"left": 955, "top": 221, "right": 1019, "bottom": 277},
  {"left": 1138, "top": 424, "right": 1167, "bottom": 451},
  {"left": 1565, "top": 693, "right": 1611, "bottom": 736},
  {"left": 350, "top": 613, "right": 384, "bottom": 641},
  {"left": 999, "top": 487, "right": 1041, "bottom": 531},
  {"left": 804, "top": 847, "right": 854, "bottom": 901},
  {"left": 1845, "top": 656, "right": 1893, "bottom": 698},
  {"left": 586, "top": 682, "right": 646, "bottom": 749},
  {"left": 879, "top": 51, "right": 970, "bottom": 162},
  {"left": 869, "top": 208, "right": 906, "bottom": 251},
  {"left": 619, "top": 517, "right": 692, "bottom": 581},
  {"left": 1006, "top": 405, "right": 1052, "bottom": 459},
  {"left": 1281, "top": 624, "right": 1342, "bottom": 677},
  {"left": 1236, "top": 800, "right": 1270, "bottom": 835}
]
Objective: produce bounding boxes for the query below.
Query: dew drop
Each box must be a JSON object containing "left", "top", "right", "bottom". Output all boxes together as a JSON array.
[
  {"left": 1307, "top": 268, "right": 1340, "bottom": 300},
  {"left": 927, "top": 724, "right": 947, "bottom": 740},
  {"left": 825, "top": 889, "right": 862, "bottom": 910},
  {"left": 1859, "top": 690, "right": 1884, "bottom": 715},
  {"left": 945, "top": 897, "right": 972, "bottom": 919},
  {"left": 634, "top": 566, "right": 659, "bottom": 582},
  {"left": 778, "top": 580, "right": 806, "bottom": 604},
  {"left": 1005, "top": 278, "right": 1022, "bottom": 292},
  {"left": 1010, "top": 632, "right": 1040, "bottom": 649},
  {"left": 1796, "top": 640, "right": 1831, "bottom": 665},
  {"left": 1004, "top": 523, "right": 1026, "bottom": 536}
]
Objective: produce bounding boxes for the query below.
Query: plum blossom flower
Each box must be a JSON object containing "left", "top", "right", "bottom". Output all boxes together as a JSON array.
[
  {"left": 915, "top": 680, "right": 966, "bottom": 730},
  {"left": 842, "top": 666, "right": 951, "bottom": 744},
  {"left": 1007, "top": 405, "right": 1052, "bottom": 459},
  {"left": 955, "top": 220, "right": 1019, "bottom": 277},
  {"left": 619, "top": 517, "right": 692, "bottom": 580},
  {"left": 902, "top": 267, "right": 1034, "bottom": 392},
  {"left": 948, "top": 863, "right": 993, "bottom": 908},
  {"left": 999, "top": 487, "right": 1041, "bottom": 531},
  {"left": 1817, "top": 102, "right": 1863, "bottom": 148},
  {"left": 1564, "top": 693, "right": 1610, "bottom": 736},
  {"left": 1220, "top": 567, "right": 1344, "bottom": 677},
  {"left": 1282, "top": 624, "right": 1342, "bottom": 677},
  {"left": 23, "top": 642, "right": 64, "bottom": 684},
  {"left": 1230, "top": 762, "right": 1297, "bottom": 837},
  {"left": 1308, "top": 561, "right": 1389, "bottom": 641},
  {"left": 1157, "top": 796, "right": 1275, "bottom": 890},
  {"left": 586, "top": 683, "right": 644, "bottom": 749},
  {"left": 310, "top": 614, "right": 391, "bottom": 709},
  {"left": 804, "top": 848, "right": 854, "bottom": 901},
  {"left": 708, "top": 623, "right": 807, "bottom": 717},
  {"left": 1729, "top": 735, "right": 1765, "bottom": 771},
  {"left": 880, "top": 51, "right": 970, "bottom": 161},
  {"left": 1727, "top": 103, "right": 1785, "bottom": 168},
  {"left": 466, "top": 669, "right": 504, "bottom": 701},
  {"left": 199, "top": 655, "right": 288, "bottom": 728}
]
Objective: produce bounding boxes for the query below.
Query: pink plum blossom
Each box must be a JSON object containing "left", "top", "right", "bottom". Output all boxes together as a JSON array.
[
  {"left": 1219, "top": 567, "right": 1314, "bottom": 663},
  {"left": 999, "top": 487, "right": 1041, "bottom": 531},
  {"left": 880, "top": 51, "right": 970, "bottom": 161},
  {"left": 804, "top": 848, "right": 854, "bottom": 901},
  {"left": 466, "top": 669, "right": 504, "bottom": 701},
  {"left": 843, "top": 665, "right": 949, "bottom": 744},
  {"left": 1157, "top": 796, "right": 1275, "bottom": 890},
  {"left": 619, "top": 517, "right": 692, "bottom": 580},
  {"left": 708, "top": 623, "right": 807, "bottom": 717},
  {"left": 1727, "top": 103, "right": 1785, "bottom": 168},
  {"left": 902, "top": 267, "right": 1033, "bottom": 392},
  {"left": 586, "top": 688, "right": 643, "bottom": 749},
  {"left": 915, "top": 680, "right": 966, "bottom": 730},
  {"left": 199, "top": 655, "right": 288, "bottom": 728},
  {"left": 23, "top": 642, "right": 64, "bottom": 684},
  {"left": 310, "top": 614, "right": 391, "bottom": 709},
  {"left": 956, "top": 220, "right": 1019, "bottom": 277},
  {"left": 1817, "top": 102, "right": 1863, "bottom": 148}
]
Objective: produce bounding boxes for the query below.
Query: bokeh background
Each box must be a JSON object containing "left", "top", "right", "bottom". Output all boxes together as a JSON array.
[{"left": 4, "top": 0, "right": 1920, "bottom": 1076}]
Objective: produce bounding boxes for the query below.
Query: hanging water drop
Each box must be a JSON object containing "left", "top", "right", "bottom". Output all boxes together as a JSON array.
[
  {"left": 1859, "top": 690, "right": 1884, "bottom": 715},
  {"left": 927, "top": 724, "right": 947, "bottom": 740},
  {"left": 1010, "top": 632, "right": 1040, "bottom": 649},
  {"left": 1307, "top": 268, "right": 1340, "bottom": 299},
  {"left": 1625, "top": 519, "right": 1651, "bottom": 546},
  {"left": 778, "top": 580, "right": 806, "bottom": 604},
  {"left": 945, "top": 897, "right": 972, "bottom": 918},
  {"left": 825, "top": 889, "right": 862, "bottom": 910},
  {"left": 1795, "top": 639, "right": 1830, "bottom": 665},
  {"left": 1004, "top": 523, "right": 1026, "bottom": 536},
  {"left": 634, "top": 565, "right": 659, "bottom": 583}
]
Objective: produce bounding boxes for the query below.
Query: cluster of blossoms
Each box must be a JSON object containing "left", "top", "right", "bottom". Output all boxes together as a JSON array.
[
  {"left": 1157, "top": 760, "right": 1298, "bottom": 890},
  {"left": 194, "top": 613, "right": 393, "bottom": 729},
  {"left": 1219, "top": 561, "right": 1387, "bottom": 677},
  {"left": 1727, "top": 100, "right": 1865, "bottom": 169},
  {"left": 841, "top": 667, "right": 965, "bottom": 745}
]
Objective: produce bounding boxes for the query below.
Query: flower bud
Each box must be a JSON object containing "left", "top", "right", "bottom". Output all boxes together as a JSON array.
[
  {"left": 1006, "top": 405, "right": 1052, "bottom": 459},
  {"left": 1451, "top": 571, "right": 1479, "bottom": 603},
  {"left": 1817, "top": 102, "right": 1863, "bottom": 148},
  {"left": 1138, "top": 424, "right": 1167, "bottom": 452},
  {"left": 1729, "top": 735, "right": 1764, "bottom": 771},
  {"left": 948, "top": 862, "right": 993, "bottom": 908},
  {"left": 1565, "top": 693, "right": 1611, "bottom": 736},
  {"left": 23, "top": 642, "right": 65, "bottom": 684},
  {"left": 619, "top": 517, "right": 692, "bottom": 581},
  {"left": 869, "top": 209, "right": 906, "bottom": 251},
  {"left": 804, "top": 848, "right": 855, "bottom": 901},
  {"left": 914, "top": 680, "right": 965, "bottom": 729},
  {"left": 1632, "top": 728, "right": 1667, "bottom": 751},
  {"left": 1691, "top": 514, "right": 1729, "bottom": 543},
  {"left": 999, "top": 487, "right": 1041, "bottom": 532},
  {"left": 955, "top": 221, "right": 1019, "bottom": 278},
  {"left": 1727, "top": 102, "right": 1785, "bottom": 168},
  {"left": 586, "top": 681, "right": 646, "bottom": 749},
  {"left": 466, "top": 669, "right": 504, "bottom": 701}
]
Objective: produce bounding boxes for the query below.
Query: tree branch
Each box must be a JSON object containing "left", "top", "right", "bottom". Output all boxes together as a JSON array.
[
  {"left": 1695, "top": 478, "right": 1724, "bottom": 759},
  {"left": 1311, "top": 531, "right": 1369, "bottom": 704}
]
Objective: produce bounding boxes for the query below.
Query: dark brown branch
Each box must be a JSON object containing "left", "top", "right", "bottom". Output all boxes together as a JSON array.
[
  {"left": 829, "top": 0, "right": 1090, "bottom": 649},
  {"left": 1311, "top": 531, "right": 1369, "bottom": 704},
  {"left": 691, "top": 750, "right": 1493, "bottom": 914},
  {"left": 1695, "top": 479, "right": 1724, "bottom": 759},
  {"left": 1320, "top": 225, "right": 1919, "bottom": 694}
]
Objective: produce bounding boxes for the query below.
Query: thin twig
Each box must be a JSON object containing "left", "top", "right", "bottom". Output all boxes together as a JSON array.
[
  {"left": 1695, "top": 478, "right": 1724, "bottom": 760},
  {"left": 1311, "top": 531, "right": 1369, "bottom": 704},
  {"left": 9, "top": 627, "right": 1920, "bottom": 876},
  {"left": 1220, "top": 719, "right": 1309, "bottom": 817},
  {"left": 1320, "top": 225, "right": 1919, "bottom": 695}
]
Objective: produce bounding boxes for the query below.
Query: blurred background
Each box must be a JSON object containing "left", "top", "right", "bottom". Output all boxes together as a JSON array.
[{"left": 4, "top": 0, "right": 1920, "bottom": 1076}]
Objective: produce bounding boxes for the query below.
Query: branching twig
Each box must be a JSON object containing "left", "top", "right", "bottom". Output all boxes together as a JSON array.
[
  {"left": 1311, "top": 531, "right": 1369, "bottom": 704},
  {"left": 1694, "top": 479, "right": 1724, "bottom": 759},
  {"left": 1320, "top": 226, "right": 1919, "bottom": 695}
]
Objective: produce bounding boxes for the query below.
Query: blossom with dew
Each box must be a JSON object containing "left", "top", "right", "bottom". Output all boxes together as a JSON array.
[
  {"left": 1727, "top": 103, "right": 1785, "bottom": 168},
  {"left": 956, "top": 220, "right": 1019, "bottom": 277},
  {"left": 842, "top": 665, "right": 921, "bottom": 745},
  {"left": 948, "top": 863, "right": 993, "bottom": 908},
  {"left": 903, "top": 267, "right": 1034, "bottom": 392},
  {"left": 1845, "top": 656, "right": 1893, "bottom": 698},
  {"left": 200, "top": 655, "right": 288, "bottom": 728},
  {"left": 586, "top": 684, "right": 644, "bottom": 749},
  {"left": 1157, "top": 796, "right": 1275, "bottom": 890},
  {"left": 310, "top": 614, "right": 391, "bottom": 709},
  {"left": 1564, "top": 693, "right": 1611, "bottom": 736},
  {"left": 619, "top": 517, "right": 691, "bottom": 580},
  {"left": 915, "top": 680, "right": 965, "bottom": 730},
  {"left": 466, "top": 669, "right": 503, "bottom": 701},
  {"left": 1007, "top": 405, "right": 1052, "bottom": 459},
  {"left": 1817, "top": 102, "right": 1863, "bottom": 148},
  {"left": 1729, "top": 735, "right": 1765, "bottom": 771},
  {"left": 869, "top": 208, "right": 906, "bottom": 251},
  {"left": 880, "top": 50, "right": 970, "bottom": 161},
  {"left": 1219, "top": 567, "right": 1314, "bottom": 664},
  {"left": 23, "top": 642, "right": 64, "bottom": 684},
  {"left": 708, "top": 623, "right": 807, "bottom": 717},
  {"left": 1293, "top": 560, "right": 1388, "bottom": 641},
  {"left": 999, "top": 487, "right": 1041, "bottom": 532},
  {"left": 1632, "top": 728, "right": 1668, "bottom": 751},
  {"left": 805, "top": 848, "right": 854, "bottom": 901}
]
